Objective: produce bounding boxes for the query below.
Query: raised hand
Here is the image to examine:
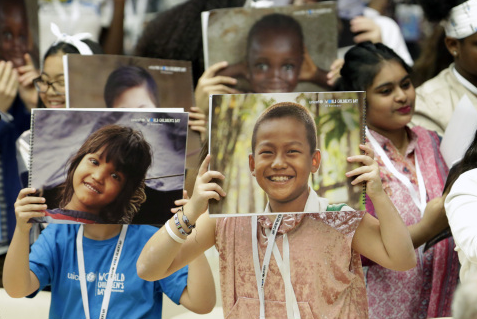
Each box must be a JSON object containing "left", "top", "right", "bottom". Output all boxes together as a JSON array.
[
  {"left": 346, "top": 144, "right": 383, "bottom": 198},
  {"left": 0, "top": 60, "right": 19, "bottom": 113},
  {"left": 14, "top": 188, "right": 46, "bottom": 234},
  {"left": 17, "top": 53, "right": 39, "bottom": 110},
  {"left": 185, "top": 155, "right": 226, "bottom": 223},
  {"left": 194, "top": 61, "right": 240, "bottom": 114},
  {"left": 350, "top": 16, "right": 382, "bottom": 44}
]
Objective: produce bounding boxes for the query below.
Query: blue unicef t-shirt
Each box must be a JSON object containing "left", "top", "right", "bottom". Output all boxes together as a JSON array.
[{"left": 29, "top": 224, "right": 188, "bottom": 319}]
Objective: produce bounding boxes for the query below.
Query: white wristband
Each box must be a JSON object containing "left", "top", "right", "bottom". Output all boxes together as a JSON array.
[{"left": 165, "top": 220, "right": 186, "bottom": 244}]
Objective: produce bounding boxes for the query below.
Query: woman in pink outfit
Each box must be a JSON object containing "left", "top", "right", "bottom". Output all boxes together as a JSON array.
[{"left": 336, "top": 41, "right": 460, "bottom": 318}]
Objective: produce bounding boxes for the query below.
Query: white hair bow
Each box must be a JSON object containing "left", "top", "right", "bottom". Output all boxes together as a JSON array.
[{"left": 50, "top": 22, "right": 94, "bottom": 55}]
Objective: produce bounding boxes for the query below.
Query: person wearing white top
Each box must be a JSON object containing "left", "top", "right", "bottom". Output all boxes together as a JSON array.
[
  {"left": 445, "top": 167, "right": 477, "bottom": 282},
  {"left": 412, "top": 0, "right": 477, "bottom": 135},
  {"left": 444, "top": 129, "right": 477, "bottom": 283}
]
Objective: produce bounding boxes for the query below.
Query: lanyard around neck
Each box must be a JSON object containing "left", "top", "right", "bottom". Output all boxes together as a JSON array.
[
  {"left": 252, "top": 214, "right": 300, "bottom": 319},
  {"left": 77, "top": 225, "right": 128, "bottom": 319},
  {"left": 366, "top": 127, "right": 427, "bottom": 216}
]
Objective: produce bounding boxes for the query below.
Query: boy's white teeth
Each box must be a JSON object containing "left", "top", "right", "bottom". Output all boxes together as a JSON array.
[
  {"left": 270, "top": 176, "right": 290, "bottom": 182},
  {"left": 84, "top": 183, "right": 100, "bottom": 193}
]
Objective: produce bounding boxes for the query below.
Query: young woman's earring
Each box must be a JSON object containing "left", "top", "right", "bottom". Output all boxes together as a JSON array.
[{"left": 453, "top": 51, "right": 458, "bottom": 56}]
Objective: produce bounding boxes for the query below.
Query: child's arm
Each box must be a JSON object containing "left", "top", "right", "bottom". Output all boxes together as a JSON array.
[
  {"left": 178, "top": 253, "right": 216, "bottom": 314},
  {"left": 408, "top": 196, "right": 449, "bottom": 248},
  {"left": 347, "top": 144, "right": 417, "bottom": 271},
  {"left": 137, "top": 155, "right": 226, "bottom": 281},
  {"left": 3, "top": 188, "right": 46, "bottom": 298}
]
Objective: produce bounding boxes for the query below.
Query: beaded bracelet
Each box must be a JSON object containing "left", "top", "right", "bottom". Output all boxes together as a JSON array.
[
  {"left": 178, "top": 207, "right": 196, "bottom": 230},
  {"left": 174, "top": 213, "right": 192, "bottom": 236},
  {"left": 165, "top": 220, "right": 185, "bottom": 244}
]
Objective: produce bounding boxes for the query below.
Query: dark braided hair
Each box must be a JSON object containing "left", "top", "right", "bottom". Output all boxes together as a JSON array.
[{"left": 335, "top": 41, "right": 411, "bottom": 92}]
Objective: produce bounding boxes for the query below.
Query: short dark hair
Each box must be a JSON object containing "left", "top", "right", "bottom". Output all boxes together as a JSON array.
[
  {"left": 335, "top": 41, "right": 412, "bottom": 92},
  {"left": 59, "top": 124, "right": 152, "bottom": 223},
  {"left": 251, "top": 102, "right": 316, "bottom": 155},
  {"left": 104, "top": 65, "right": 159, "bottom": 108},
  {"left": 246, "top": 13, "right": 305, "bottom": 59}
]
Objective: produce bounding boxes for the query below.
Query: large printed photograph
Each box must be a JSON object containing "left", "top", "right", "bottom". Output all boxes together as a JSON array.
[
  {"left": 203, "top": 2, "right": 337, "bottom": 94},
  {"left": 65, "top": 54, "right": 202, "bottom": 192},
  {"left": 29, "top": 108, "right": 188, "bottom": 225},
  {"left": 208, "top": 91, "right": 365, "bottom": 217},
  {"left": 65, "top": 55, "right": 194, "bottom": 111}
]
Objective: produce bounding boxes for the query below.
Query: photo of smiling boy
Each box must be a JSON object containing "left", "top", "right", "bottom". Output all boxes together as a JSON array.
[{"left": 209, "top": 92, "right": 364, "bottom": 216}]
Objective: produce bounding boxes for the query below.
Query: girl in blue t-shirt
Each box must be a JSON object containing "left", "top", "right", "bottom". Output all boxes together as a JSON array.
[{"left": 3, "top": 123, "right": 216, "bottom": 318}]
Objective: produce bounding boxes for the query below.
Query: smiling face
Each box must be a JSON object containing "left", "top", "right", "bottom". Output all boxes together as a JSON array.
[
  {"left": 366, "top": 60, "right": 415, "bottom": 135},
  {"left": 67, "top": 148, "right": 126, "bottom": 214},
  {"left": 249, "top": 116, "right": 320, "bottom": 212},
  {"left": 0, "top": 3, "right": 29, "bottom": 67},
  {"left": 39, "top": 53, "right": 66, "bottom": 108},
  {"left": 247, "top": 29, "right": 304, "bottom": 93},
  {"left": 112, "top": 84, "right": 157, "bottom": 108}
]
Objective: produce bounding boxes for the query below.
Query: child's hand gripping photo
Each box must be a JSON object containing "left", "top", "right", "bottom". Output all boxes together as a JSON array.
[
  {"left": 4, "top": 188, "right": 46, "bottom": 298},
  {"left": 138, "top": 154, "right": 226, "bottom": 281},
  {"left": 14, "top": 188, "right": 46, "bottom": 234},
  {"left": 346, "top": 144, "right": 417, "bottom": 271}
]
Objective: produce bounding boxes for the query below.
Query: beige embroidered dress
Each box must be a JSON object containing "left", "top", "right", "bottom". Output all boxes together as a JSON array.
[{"left": 215, "top": 191, "right": 368, "bottom": 319}]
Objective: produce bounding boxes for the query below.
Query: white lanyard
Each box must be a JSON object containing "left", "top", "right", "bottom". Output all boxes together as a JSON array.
[
  {"left": 366, "top": 127, "right": 427, "bottom": 216},
  {"left": 77, "top": 225, "right": 128, "bottom": 319},
  {"left": 366, "top": 127, "right": 427, "bottom": 268},
  {"left": 252, "top": 215, "right": 300, "bottom": 319}
]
